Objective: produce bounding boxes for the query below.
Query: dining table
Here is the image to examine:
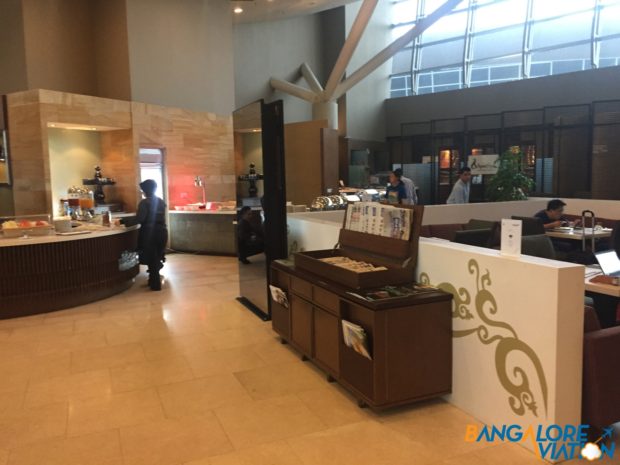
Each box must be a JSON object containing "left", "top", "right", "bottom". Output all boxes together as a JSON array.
[{"left": 546, "top": 226, "right": 613, "bottom": 252}]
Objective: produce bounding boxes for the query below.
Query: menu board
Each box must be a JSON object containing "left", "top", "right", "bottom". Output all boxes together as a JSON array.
[{"left": 344, "top": 202, "right": 412, "bottom": 241}]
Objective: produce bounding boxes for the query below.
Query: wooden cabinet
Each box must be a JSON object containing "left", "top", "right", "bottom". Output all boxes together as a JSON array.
[
  {"left": 290, "top": 294, "right": 313, "bottom": 355},
  {"left": 313, "top": 306, "right": 340, "bottom": 376},
  {"left": 270, "top": 260, "right": 453, "bottom": 410}
]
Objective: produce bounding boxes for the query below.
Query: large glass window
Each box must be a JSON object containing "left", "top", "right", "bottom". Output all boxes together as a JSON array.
[{"left": 389, "top": 0, "right": 620, "bottom": 98}]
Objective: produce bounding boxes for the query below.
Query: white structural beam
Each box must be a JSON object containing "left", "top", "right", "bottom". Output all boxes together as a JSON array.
[
  {"left": 332, "top": 0, "right": 462, "bottom": 100},
  {"left": 323, "top": 0, "right": 379, "bottom": 100},
  {"left": 300, "top": 63, "right": 324, "bottom": 93},
  {"left": 269, "top": 78, "right": 318, "bottom": 103}
]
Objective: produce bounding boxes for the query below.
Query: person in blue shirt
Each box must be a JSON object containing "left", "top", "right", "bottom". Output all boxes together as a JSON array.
[
  {"left": 384, "top": 171, "right": 407, "bottom": 204},
  {"left": 446, "top": 167, "right": 471, "bottom": 204}
]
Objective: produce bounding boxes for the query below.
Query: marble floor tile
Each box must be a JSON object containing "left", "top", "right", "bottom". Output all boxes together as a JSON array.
[
  {"left": 67, "top": 388, "right": 165, "bottom": 437},
  {"left": 36, "top": 331, "right": 108, "bottom": 357},
  {"left": 214, "top": 395, "right": 326, "bottom": 449},
  {"left": 157, "top": 374, "right": 252, "bottom": 418},
  {"left": 120, "top": 414, "right": 234, "bottom": 465},
  {"left": 295, "top": 386, "right": 376, "bottom": 428},
  {"left": 8, "top": 321, "right": 74, "bottom": 343},
  {"left": 73, "top": 314, "right": 136, "bottom": 334},
  {"left": 0, "top": 402, "right": 67, "bottom": 449},
  {"left": 24, "top": 369, "right": 111, "bottom": 408},
  {"left": 109, "top": 355, "right": 194, "bottom": 393},
  {"left": 286, "top": 420, "right": 436, "bottom": 465},
  {"left": 433, "top": 442, "right": 549, "bottom": 465},
  {"left": 233, "top": 361, "right": 328, "bottom": 400},
  {"left": 0, "top": 255, "right": 551, "bottom": 465},
  {"left": 70, "top": 342, "right": 146, "bottom": 373},
  {"left": 187, "top": 440, "right": 305, "bottom": 465},
  {"left": 141, "top": 333, "right": 215, "bottom": 361},
  {"left": 379, "top": 399, "right": 489, "bottom": 462},
  {"left": 185, "top": 346, "right": 266, "bottom": 378},
  {"left": 7, "top": 429, "right": 123, "bottom": 465},
  {"left": 250, "top": 340, "right": 303, "bottom": 365}
]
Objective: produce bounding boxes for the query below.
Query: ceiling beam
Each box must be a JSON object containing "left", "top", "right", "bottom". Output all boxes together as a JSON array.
[
  {"left": 332, "top": 0, "right": 462, "bottom": 100},
  {"left": 300, "top": 63, "right": 324, "bottom": 93},
  {"left": 323, "top": 0, "right": 379, "bottom": 100},
  {"left": 269, "top": 78, "right": 318, "bottom": 102}
]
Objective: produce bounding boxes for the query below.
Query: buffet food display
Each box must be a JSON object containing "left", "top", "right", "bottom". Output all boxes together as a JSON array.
[{"left": 0, "top": 215, "right": 53, "bottom": 238}]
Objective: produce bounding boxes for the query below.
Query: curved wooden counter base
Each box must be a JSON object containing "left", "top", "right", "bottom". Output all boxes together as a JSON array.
[{"left": 0, "top": 228, "right": 139, "bottom": 319}]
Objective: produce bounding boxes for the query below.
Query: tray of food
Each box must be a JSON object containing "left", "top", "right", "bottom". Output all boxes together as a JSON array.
[{"left": 1, "top": 215, "right": 53, "bottom": 238}]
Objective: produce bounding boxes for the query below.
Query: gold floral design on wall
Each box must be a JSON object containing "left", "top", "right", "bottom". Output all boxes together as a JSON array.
[{"left": 420, "top": 259, "right": 549, "bottom": 418}]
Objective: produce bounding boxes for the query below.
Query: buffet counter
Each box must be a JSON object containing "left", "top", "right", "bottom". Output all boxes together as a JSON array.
[
  {"left": 169, "top": 210, "right": 236, "bottom": 255},
  {"left": 0, "top": 226, "right": 139, "bottom": 319}
]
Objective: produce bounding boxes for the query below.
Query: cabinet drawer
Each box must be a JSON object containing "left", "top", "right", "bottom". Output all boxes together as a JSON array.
[
  {"left": 313, "top": 307, "right": 339, "bottom": 375},
  {"left": 290, "top": 294, "right": 313, "bottom": 355},
  {"left": 313, "top": 286, "right": 339, "bottom": 315},
  {"left": 291, "top": 277, "right": 312, "bottom": 300},
  {"left": 271, "top": 300, "right": 290, "bottom": 340},
  {"left": 271, "top": 269, "right": 290, "bottom": 290}
]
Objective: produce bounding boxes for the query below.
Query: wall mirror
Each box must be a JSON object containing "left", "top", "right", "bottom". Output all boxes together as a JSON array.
[
  {"left": 233, "top": 99, "right": 287, "bottom": 320},
  {"left": 0, "top": 96, "right": 11, "bottom": 185}
]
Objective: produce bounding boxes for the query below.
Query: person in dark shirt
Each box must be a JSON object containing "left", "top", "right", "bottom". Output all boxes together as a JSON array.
[
  {"left": 534, "top": 198, "right": 580, "bottom": 254},
  {"left": 122, "top": 179, "right": 167, "bottom": 290},
  {"left": 384, "top": 171, "right": 407, "bottom": 204},
  {"left": 237, "top": 206, "right": 264, "bottom": 264},
  {"left": 534, "top": 199, "right": 580, "bottom": 229}
]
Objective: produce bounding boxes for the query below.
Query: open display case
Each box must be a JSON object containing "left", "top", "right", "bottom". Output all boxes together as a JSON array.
[
  {"left": 294, "top": 203, "right": 423, "bottom": 289},
  {"left": 272, "top": 203, "right": 453, "bottom": 410},
  {"left": 0, "top": 214, "right": 53, "bottom": 238}
]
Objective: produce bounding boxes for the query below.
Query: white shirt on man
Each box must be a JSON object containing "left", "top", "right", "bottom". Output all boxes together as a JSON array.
[
  {"left": 446, "top": 179, "right": 470, "bottom": 204},
  {"left": 400, "top": 175, "right": 417, "bottom": 205}
]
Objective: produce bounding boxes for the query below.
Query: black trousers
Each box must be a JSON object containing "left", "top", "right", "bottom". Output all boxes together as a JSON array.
[
  {"left": 587, "top": 292, "right": 619, "bottom": 328},
  {"left": 238, "top": 241, "right": 264, "bottom": 260}
]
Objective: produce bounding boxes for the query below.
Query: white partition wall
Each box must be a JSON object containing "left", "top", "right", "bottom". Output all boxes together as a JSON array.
[
  {"left": 416, "top": 240, "right": 584, "bottom": 458},
  {"left": 287, "top": 209, "right": 587, "bottom": 461}
]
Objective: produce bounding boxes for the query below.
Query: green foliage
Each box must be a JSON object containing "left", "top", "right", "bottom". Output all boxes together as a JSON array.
[{"left": 485, "top": 147, "right": 535, "bottom": 202}]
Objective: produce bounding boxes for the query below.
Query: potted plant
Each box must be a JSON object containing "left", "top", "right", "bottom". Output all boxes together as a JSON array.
[{"left": 485, "top": 146, "right": 535, "bottom": 201}]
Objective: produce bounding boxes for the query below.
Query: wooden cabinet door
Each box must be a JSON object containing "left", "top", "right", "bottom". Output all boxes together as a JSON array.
[
  {"left": 270, "top": 269, "right": 290, "bottom": 339},
  {"left": 290, "top": 294, "right": 313, "bottom": 356},
  {"left": 313, "top": 307, "right": 339, "bottom": 376}
]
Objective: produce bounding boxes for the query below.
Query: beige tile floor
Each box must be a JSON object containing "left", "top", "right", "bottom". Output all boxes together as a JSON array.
[{"left": 0, "top": 254, "right": 593, "bottom": 464}]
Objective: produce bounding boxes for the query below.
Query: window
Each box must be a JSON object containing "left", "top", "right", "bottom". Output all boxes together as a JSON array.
[
  {"left": 389, "top": 0, "right": 620, "bottom": 97},
  {"left": 139, "top": 148, "right": 166, "bottom": 201}
]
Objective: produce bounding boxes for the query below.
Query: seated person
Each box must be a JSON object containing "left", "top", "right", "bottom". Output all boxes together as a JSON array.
[
  {"left": 534, "top": 199, "right": 580, "bottom": 253},
  {"left": 534, "top": 199, "right": 580, "bottom": 229},
  {"left": 237, "top": 206, "right": 264, "bottom": 264},
  {"left": 384, "top": 171, "right": 407, "bottom": 205}
]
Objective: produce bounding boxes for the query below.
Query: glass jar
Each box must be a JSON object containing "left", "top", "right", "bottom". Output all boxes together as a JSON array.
[
  {"left": 79, "top": 188, "right": 95, "bottom": 210},
  {"left": 67, "top": 186, "right": 80, "bottom": 207}
]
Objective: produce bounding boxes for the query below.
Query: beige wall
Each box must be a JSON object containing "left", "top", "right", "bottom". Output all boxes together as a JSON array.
[
  {"left": 343, "top": 0, "right": 391, "bottom": 141},
  {"left": 0, "top": 0, "right": 28, "bottom": 95},
  {"left": 48, "top": 128, "right": 102, "bottom": 212},
  {"left": 126, "top": 0, "right": 235, "bottom": 115},
  {"left": 92, "top": 0, "right": 132, "bottom": 101},
  {"left": 132, "top": 101, "right": 235, "bottom": 207},
  {"left": 7, "top": 89, "right": 234, "bottom": 215},
  {"left": 21, "top": 0, "right": 97, "bottom": 96},
  {"left": 233, "top": 14, "right": 323, "bottom": 123}
]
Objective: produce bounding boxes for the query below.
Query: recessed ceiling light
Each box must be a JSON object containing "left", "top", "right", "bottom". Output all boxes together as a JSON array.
[{"left": 234, "top": 6, "right": 243, "bottom": 13}]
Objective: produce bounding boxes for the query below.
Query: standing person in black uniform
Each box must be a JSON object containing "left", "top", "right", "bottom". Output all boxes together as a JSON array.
[
  {"left": 237, "top": 206, "right": 264, "bottom": 264},
  {"left": 121, "top": 179, "right": 167, "bottom": 290}
]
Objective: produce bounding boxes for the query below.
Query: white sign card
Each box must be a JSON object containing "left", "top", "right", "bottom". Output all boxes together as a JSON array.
[
  {"left": 501, "top": 219, "right": 522, "bottom": 257},
  {"left": 468, "top": 154, "right": 500, "bottom": 175}
]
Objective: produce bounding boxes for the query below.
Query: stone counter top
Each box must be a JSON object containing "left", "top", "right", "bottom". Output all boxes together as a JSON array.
[{"left": 0, "top": 225, "right": 139, "bottom": 248}]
